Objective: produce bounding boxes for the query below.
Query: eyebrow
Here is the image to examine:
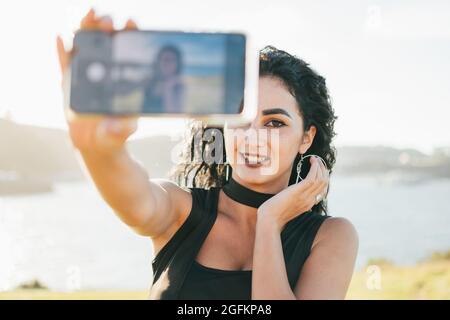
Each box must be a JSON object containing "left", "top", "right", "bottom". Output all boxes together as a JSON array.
[{"left": 262, "top": 108, "right": 292, "bottom": 119}]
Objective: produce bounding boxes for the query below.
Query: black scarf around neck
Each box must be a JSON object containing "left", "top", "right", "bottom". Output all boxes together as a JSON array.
[{"left": 222, "top": 176, "right": 276, "bottom": 208}]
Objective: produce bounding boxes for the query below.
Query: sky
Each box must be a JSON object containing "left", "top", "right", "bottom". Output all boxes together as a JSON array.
[{"left": 0, "top": 0, "right": 449, "bottom": 154}]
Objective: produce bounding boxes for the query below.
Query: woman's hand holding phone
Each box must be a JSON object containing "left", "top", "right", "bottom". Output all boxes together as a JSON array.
[{"left": 56, "top": 8, "right": 139, "bottom": 157}]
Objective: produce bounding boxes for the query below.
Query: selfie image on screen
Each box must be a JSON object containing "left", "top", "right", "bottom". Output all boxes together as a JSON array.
[{"left": 70, "top": 31, "right": 246, "bottom": 115}]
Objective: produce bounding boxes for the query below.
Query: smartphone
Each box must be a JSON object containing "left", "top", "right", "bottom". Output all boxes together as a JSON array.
[{"left": 65, "top": 29, "right": 259, "bottom": 126}]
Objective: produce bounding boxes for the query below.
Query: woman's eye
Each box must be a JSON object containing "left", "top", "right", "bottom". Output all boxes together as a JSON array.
[{"left": 265, "top": 119, "right": 286, "bottom": 128}]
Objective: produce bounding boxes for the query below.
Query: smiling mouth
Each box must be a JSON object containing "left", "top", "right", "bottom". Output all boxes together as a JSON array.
[{"left": 239, "top": 152, "right": 270, "bottom": 165}]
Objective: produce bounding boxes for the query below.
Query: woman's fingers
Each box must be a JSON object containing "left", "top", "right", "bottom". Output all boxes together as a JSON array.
[
  {"left": 300, "top": 156, "right": 319, "bottom": 192},
  {"left": 315, "top": 157, "right": 324, "bottom": 182},
  {"left": 311, "top": 158, "right": 329, "bottom": 199},
  {"left": 307, "top": 156, "right": 319, "bottom": 181},
  {"left": 318, "top": 158, "right": 329, "bottom": 189},
  {"left": 98, "top": 15, "right": 114, "bottom": 32},
  {"left": 317, "top": 157, "right": 328, "bottom": 191},
  {"left": 79, "top": 9, "right": 114, "bottom": 32},
  {"left": 301, "top": 157, "right": 328, "bottom": 199},
  {"left": 324, "top": 161, "right": 330, "bottom": 181},
  {"left": 56, "top": 35, "right": 68, "bottom": 74},
  {"left": 80, "top": 8, "right": 97, "bottom": 29},
  {"left": 289, "top": 156, "right": 330, "bottom": 211},
  {"left": 107, "top": 116, "right": 138, "bottom": 133},
  {"left": 309, "top": 180, "right": 327, "bottom": 200}
]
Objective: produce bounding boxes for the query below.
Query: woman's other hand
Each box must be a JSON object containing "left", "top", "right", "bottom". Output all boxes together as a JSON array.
[{"left": 258, "top": 156, "right": 330, "bottom": 231}]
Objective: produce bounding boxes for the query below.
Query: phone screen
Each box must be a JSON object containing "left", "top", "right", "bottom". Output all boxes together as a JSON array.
[{"left": 70, "top": 30, "right": 246, "bottom": 116}]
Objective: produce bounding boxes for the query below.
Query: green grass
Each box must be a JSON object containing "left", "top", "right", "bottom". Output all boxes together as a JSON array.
[{"left": 346, "top": 260, "right": 450, "bottom": 299}]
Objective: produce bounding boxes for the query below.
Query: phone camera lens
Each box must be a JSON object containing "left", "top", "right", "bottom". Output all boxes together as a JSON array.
[{"left": 86, "top": 62, "right": 106, "bottom": 82}]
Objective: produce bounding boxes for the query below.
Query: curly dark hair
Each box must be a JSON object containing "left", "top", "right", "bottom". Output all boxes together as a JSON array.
[
  {"left": 155, "top": 44, "right": 183, "bottom": 75},
  {"left": 168, "top": 45, "right": 338, "bottom": 215}
]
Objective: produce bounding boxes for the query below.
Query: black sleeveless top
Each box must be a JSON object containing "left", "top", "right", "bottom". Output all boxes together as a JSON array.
[{"left": 148, "top": 186, "right": 330, "bottom": 300}]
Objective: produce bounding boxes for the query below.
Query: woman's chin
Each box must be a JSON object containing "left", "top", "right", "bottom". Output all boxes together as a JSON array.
[{"left": 233, "top": 164, "right": 275, "bottom": 184}]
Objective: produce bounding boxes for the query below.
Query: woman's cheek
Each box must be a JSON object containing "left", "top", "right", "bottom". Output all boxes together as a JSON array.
[
  {"left": 275, "top": 131, "right": 299, "bottom": 167},
  {"left": 269, "top": 129, "right": 289, "bottom": 155},
  {"left": 224, "top": 134, "right": 244, "bottom": 165}
]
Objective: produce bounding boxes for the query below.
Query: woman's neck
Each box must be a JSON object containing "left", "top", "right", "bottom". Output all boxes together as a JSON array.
[
  {"left": 231, "top": 173, "right": 290, "bottom": 195},
  {"left": 219, "top": 173, "right": 289, "bottom": 224},
  {"left": 219, "top": 189, "right": 259, "bottom": 225}
]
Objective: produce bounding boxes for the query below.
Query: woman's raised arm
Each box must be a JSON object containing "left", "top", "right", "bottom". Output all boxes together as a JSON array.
[{"left": 56, "top": 8, "right": 191, "bottom": 240}]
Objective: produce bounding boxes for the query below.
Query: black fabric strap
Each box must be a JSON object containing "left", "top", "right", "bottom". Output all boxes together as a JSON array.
[{"left": 222, "top": 176, "right": 276, "bottom": 208}]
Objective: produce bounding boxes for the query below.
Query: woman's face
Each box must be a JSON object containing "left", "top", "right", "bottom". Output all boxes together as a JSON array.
[
  {"left": 159, "top": 51, "right": 178, "bottom": 77},
  {"left": 224, "top": 76, "right": 316, "bottom": 191}
]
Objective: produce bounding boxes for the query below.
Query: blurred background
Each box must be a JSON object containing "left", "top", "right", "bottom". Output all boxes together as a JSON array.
[{"left": 0, "top": 0, "right": 449, "bottom": 299}]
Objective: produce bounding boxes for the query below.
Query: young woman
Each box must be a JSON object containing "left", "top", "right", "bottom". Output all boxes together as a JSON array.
[
  {"left": 56, "top": 9, "right": 358, "bottom": 300},
  {"left": 143, "top": 44, "right": 185, "bottom": 113}
]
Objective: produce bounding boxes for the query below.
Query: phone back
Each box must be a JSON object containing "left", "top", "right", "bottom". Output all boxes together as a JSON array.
[{"left": 70, "top": 30, "right": 246, "bottom": 116}]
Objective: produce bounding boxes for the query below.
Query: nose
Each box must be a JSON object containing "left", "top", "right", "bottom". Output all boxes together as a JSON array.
[{"left": 243, "top": 123, "right": 269, "bottom": 153}]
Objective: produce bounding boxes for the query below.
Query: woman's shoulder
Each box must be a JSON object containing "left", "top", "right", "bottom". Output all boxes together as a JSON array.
[
  {"left": 152, "top": 179, "right": 193, "bottom": 213},
  {"left": 319, "top": 216, "right": 357, "bottom": 235},
  {"left": 167, "top": 184, "right": 219, "bottom": 226},
  {"left": 151, "top": 180, "right": 215, "bottom": 208},
  {"left": 312, "top": 216, "right": 359, "bottom": 252},
  {"left": 151, "top": 183, "right": 215, "bottom": 263}
]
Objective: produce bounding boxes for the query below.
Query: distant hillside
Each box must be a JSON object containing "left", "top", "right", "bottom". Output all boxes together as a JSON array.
[
  {"left": 1, "top": 119, "right": 449, "bottom": 193},
  {"left": 0, "top": 119, "right": 179, "bottom": 182},
  {"left": 333, "top": 145, "right": 450, "bottom": 181},
  {"left": 0, "top": 119, "right": 83, "bottom": 181},
  {"left": 127, "top": 135, "right": 179, "bottom": 178}
]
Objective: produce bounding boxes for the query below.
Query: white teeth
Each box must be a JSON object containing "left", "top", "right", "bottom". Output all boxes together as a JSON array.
[{"left": 242, "top": 153, "right": 269, "bottom": 163}]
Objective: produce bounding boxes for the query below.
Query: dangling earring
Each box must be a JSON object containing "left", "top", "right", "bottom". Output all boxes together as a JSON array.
[
  {"left": 295, "top": 153, "right": 305, "bottom": 184},
  {"left": 224, "top": 160, "right": 231, "bottom": 182},
  {"left": 296, "top": 153, "right": 329, "bottom": 184}
]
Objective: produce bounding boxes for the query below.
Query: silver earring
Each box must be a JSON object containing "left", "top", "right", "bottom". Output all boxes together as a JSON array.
[
  {"left": 296, "top": 153, "right": 328, "bottom": 184},
  {"left": 295, "top": 154, "right": 305, "bottom": 184},
  {"left": 225, "top": 161, "right": 230, "bottom": 182}
]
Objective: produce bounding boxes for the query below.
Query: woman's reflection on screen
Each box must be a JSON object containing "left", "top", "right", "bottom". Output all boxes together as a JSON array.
[{"left": 143, "top": 45, "right": 185, "bottom": 113}]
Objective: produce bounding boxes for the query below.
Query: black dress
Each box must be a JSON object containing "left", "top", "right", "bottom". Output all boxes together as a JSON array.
[{"left": 148, "top": 186, "right": 331, "bottom": 300}]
